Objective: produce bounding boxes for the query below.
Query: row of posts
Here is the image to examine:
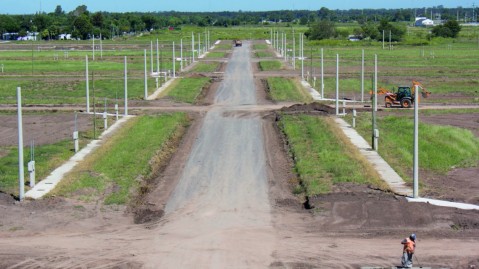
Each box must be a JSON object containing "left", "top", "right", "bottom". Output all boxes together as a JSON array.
[{"left": 271, "top": 33, "right": 422, "bottom": 198}]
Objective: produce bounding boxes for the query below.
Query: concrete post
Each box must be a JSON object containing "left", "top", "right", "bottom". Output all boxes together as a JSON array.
[
  {"left": 198, "top": 33, "right": 201, "bottom": 57},
  {"left": 192, "top": 32, "right": 195, "bottom": 62},
  {"left": 144, "top": 49, "right": 148, "bottom": 99},
  {"left": 115, "top": 104, "right": 119, "bottom": 121},
  {"left": 361, "top": 49, "right": 365, "bottom": 102},
  {"left": 292, "top": 35, "right": 296, "bottom": 70},
  {"left": 85, "top": 55, "right": 90, "bottom": 113},
  {"left": 180, "top": 39, "right": 183, "bottom": 71},
  {"left": 335, "top": 54, "right": 339, "bottom": 116},
  {"left": 28, "top": 147, "right": 35, "bottom": 188},
  {"left": 321, "top": 48, "right": 324, "bottom": 99},
  {"left": 301, "top": 33, "right": 304, "bottom": 80},
  {"left": 92, "top": 35, "right": 95, "bottom": 61},
  {"left": 374, "top": 129, "right": 379, "bottom": 151},
  {"left": 124, "top": 56, "right": 128, "bottom": 116},
  {"left": 352, "top": 109, "right": 357, "bottom": 128},
  {"left": 156, "top": 39, "right": 160, "bottom": 74},
  {"left": 103, "top": 111, "right": 108, "bottom": 130},
  {"left": 100, "top": 33, "right": 103, "bottom": 60},
  {"left": 413, "top": 85, "right": 420, "bottom": 198},
  {"left": 150, "top": 41, "right": 154, "bottom": 74},
  {"left": 172, "top": 42, "right": 176, "bottom": 78},
  {"left": 17, "top": 87, "right": 25, "bottom": 201},
  {"left": 374, "top": 54, "right": 378, "bottom": 112},
  {"left": 73, "top": 112, "right": 79, "bottom": 152}
]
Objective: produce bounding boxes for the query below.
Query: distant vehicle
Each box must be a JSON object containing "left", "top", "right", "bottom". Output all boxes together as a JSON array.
[
  {"left": 370, "top": 81, "right": 431, "bottom": 108},
  {"left": 233, "top": 40, "right": 242, "bottom": 47}
]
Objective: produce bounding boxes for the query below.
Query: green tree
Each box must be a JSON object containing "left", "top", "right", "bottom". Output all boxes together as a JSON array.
[
  {"left": 306, "top": 20, "right": 336, "bottom": 40},
  {"left": 432, "top": 20, "right": 461, "bottom": 38},
  {"left": 377, "top": 19, "right": 405, "bottom": 42},
  {"left": 73, "top": 14, "right": 93, "bottom": 39}
]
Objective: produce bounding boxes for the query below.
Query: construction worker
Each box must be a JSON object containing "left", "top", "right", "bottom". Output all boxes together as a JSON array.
[{"left": 401, "top": 233, "right": 416, "bottom": 268}]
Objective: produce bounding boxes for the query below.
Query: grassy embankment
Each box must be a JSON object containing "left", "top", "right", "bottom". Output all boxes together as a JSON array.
[
  {"left": 53, "top": 113, "right": 188, "bottom": 204},
  {"left": 266, "top": 77, "right": 311, "bottom": 102},
  {"left": 280, "top": 114, "right": 387, "bottom": 195},
  {"left": 348, "top": 112, "right": 479, "bottom": 183},
  {"left": 163, "top": 77, "right": 211, "bottom": 103}
]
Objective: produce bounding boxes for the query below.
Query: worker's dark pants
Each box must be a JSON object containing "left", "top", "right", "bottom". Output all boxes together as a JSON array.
[{"left": 401, "top": 252, "right": 413, "bottom": 268}]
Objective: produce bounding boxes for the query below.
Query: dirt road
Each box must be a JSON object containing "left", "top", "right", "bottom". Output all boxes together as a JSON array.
[{"left": 142, "top": 41, "right": 275, "bottom": 267}]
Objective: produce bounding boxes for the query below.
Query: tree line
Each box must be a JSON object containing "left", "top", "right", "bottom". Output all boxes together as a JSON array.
[{"left": 0, "top": 4, "right": 470, "bottom": 40}]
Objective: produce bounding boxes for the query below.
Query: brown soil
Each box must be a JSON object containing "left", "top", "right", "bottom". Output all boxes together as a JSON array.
[
  {"left": 0, "top": 112, "right": 94, "bottom": 146},
  {"left": 0, "top": 41, "right": 478, "bottom": 269}
]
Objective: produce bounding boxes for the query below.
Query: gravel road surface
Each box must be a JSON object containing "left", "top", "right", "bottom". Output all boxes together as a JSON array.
[{"left": 145, "top": 41, "right": 275, "bottom": 268}]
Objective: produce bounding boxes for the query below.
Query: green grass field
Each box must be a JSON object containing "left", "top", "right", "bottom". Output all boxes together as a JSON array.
[
  {"left": 266, "top": 77, "right": 311, "bottom": 102},
  {"left": 190, "top": 62, "right": 219, "bottom": 72},
  {"left": 256, "top": 51, "right": 274, "bottom": 58},
  {"left": 258, "top": 60, "right": 282, "bottom": 71},
  {"left": 53, "top": 113, "right": 189, "bottom": 204},
  {"left": 165, "top": 77, "right": 211, "bottom": 103},
  {"left": 348, "top": 112, "right": 479, "bottom": 182},
  {"left": 280, "top": 114, "right": 386, "bottom": 195}
]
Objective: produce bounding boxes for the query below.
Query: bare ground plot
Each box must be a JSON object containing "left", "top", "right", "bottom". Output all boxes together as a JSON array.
[{"left": 0, "top": 113, "right": 93, "bottom": 147}]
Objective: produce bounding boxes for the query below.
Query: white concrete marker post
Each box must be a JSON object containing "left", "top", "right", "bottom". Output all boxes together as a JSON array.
[
  {"left": 144, "top": 49, "right": 148, "bottom": 99},
  {"left": 321, "top": 48, "right": 324, "bottom": 99},
  {"left": 17, "top": 87, "right": 25, "bottom": 201},
  {"left": 361, "top": 49, "right": 365, "bottom": 102},
  {"left": 292, "top": 34, "right": 296, "bottom": 70},
  {"left": 302, "top": 34, "right": 305, "bottom": 80},
  {"left": 192, "top": 32, "right": 195, "bottom": 62},
  {"left": 413, "top": 85, "right": 420, "bottom": 198},
  {"left": 92, "top": 35, "right": 95, "bottom": 61},
  {"left": 374, "top": 128, "right": 379, "bottom": 151},
  {"left": 85, "top": 55, "right": 90, "bottom": 113},
  {"left": 103, "top": 98, "right": 108, "bottom": 130},
  {"left": 100, "top": 33, "right": 103, "bottom": 59},
  {"left": 374, "top": 54, "right": 378, "bottom": 112},
  {"left": 180, "top": 39, "right": 183, "bottom": 71},
  {"left": 335, "top": 54, "right": 339, "bottom": 116},
  {"left": 150, "top": 41, "right": 154, "bottom": 74},
  {"left": 115, "top": 103, "right": 119, "bottom": 121},
  {"left": 172, "top": 42, "right": 176, "bottom": 78},
  {"left": 156, "top": 39, "right": 160, "bottom": 74},
  {"left": 28, "top": 140, "right": 35, "bottom": 188},
  {"left": 198, "top": 33, "right": 201, "bottom": 56},
  {"left": 124, "top": 56, "right": 128, "bottom": 116},
  {"left": 352, "top": 109, "right": 357, "bottom": 128},
  {"left": 73, "top": 112, "right": 79, "bottom": 153}
]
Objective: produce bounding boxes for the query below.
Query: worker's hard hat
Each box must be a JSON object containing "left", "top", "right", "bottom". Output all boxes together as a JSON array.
[{"left": 410, "top": 234, "right": 416, "bottom": 240}]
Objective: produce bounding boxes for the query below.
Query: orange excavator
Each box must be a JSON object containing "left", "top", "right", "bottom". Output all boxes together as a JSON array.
[{"left": 371, "top": 81, "right": 431, "bottom": 108}]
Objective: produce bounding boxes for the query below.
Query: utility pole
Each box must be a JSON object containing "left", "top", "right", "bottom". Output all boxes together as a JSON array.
[
  {"left": 413, "top": 85, "right": 420, "bottom": 198},
  {"left": 17, "top": 87, "right": 25, "bottom": 201},
  {"left": 335, "top": 54, "right": 339, "bottom": 116},
  {"left": 85, "top": 55, "right": 90, "bottom": 113},
  {"left": 361, "top": 49, "right": 365, "bottom": 102}
]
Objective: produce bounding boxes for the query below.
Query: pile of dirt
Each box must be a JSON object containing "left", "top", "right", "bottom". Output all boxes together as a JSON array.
[{"left": 279, "top": 102, "right": 336, "bottom": 115}]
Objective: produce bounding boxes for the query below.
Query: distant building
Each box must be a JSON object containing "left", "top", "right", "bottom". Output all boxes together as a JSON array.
[
  {"left": 2, "top": 33, "right": 19, "bottom": 40},
  {"left": 348, "top": 35, "right": 361, "bottom": 41},
  {"left": 59, "top": 34, "right": 72, "bottom": 40},
  {"left": 415, "top": 17, "right": 434, "bottom": 27}
]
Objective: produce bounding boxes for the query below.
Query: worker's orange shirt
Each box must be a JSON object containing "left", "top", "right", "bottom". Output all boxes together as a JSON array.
[{"left": 402, "top": 238, "right": 415, "bottom": 253}]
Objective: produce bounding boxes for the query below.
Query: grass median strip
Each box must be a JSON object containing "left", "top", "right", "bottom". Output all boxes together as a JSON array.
[
  {"left": 280, "top": 114, "right": 386, "bottom": 195},
  {"left": 165, "top": 77, "right": 211, "bottom": 104},
  {"left": 53, "top": 113, "right": 189, "bottom": 204},
  {"left": 266, "top": 77, "right": 311, "bottom": 102}
]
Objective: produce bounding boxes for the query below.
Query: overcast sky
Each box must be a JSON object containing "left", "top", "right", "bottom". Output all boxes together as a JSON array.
[{"left": 1, "top": 0, "right": 475, "bottom": 14}]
